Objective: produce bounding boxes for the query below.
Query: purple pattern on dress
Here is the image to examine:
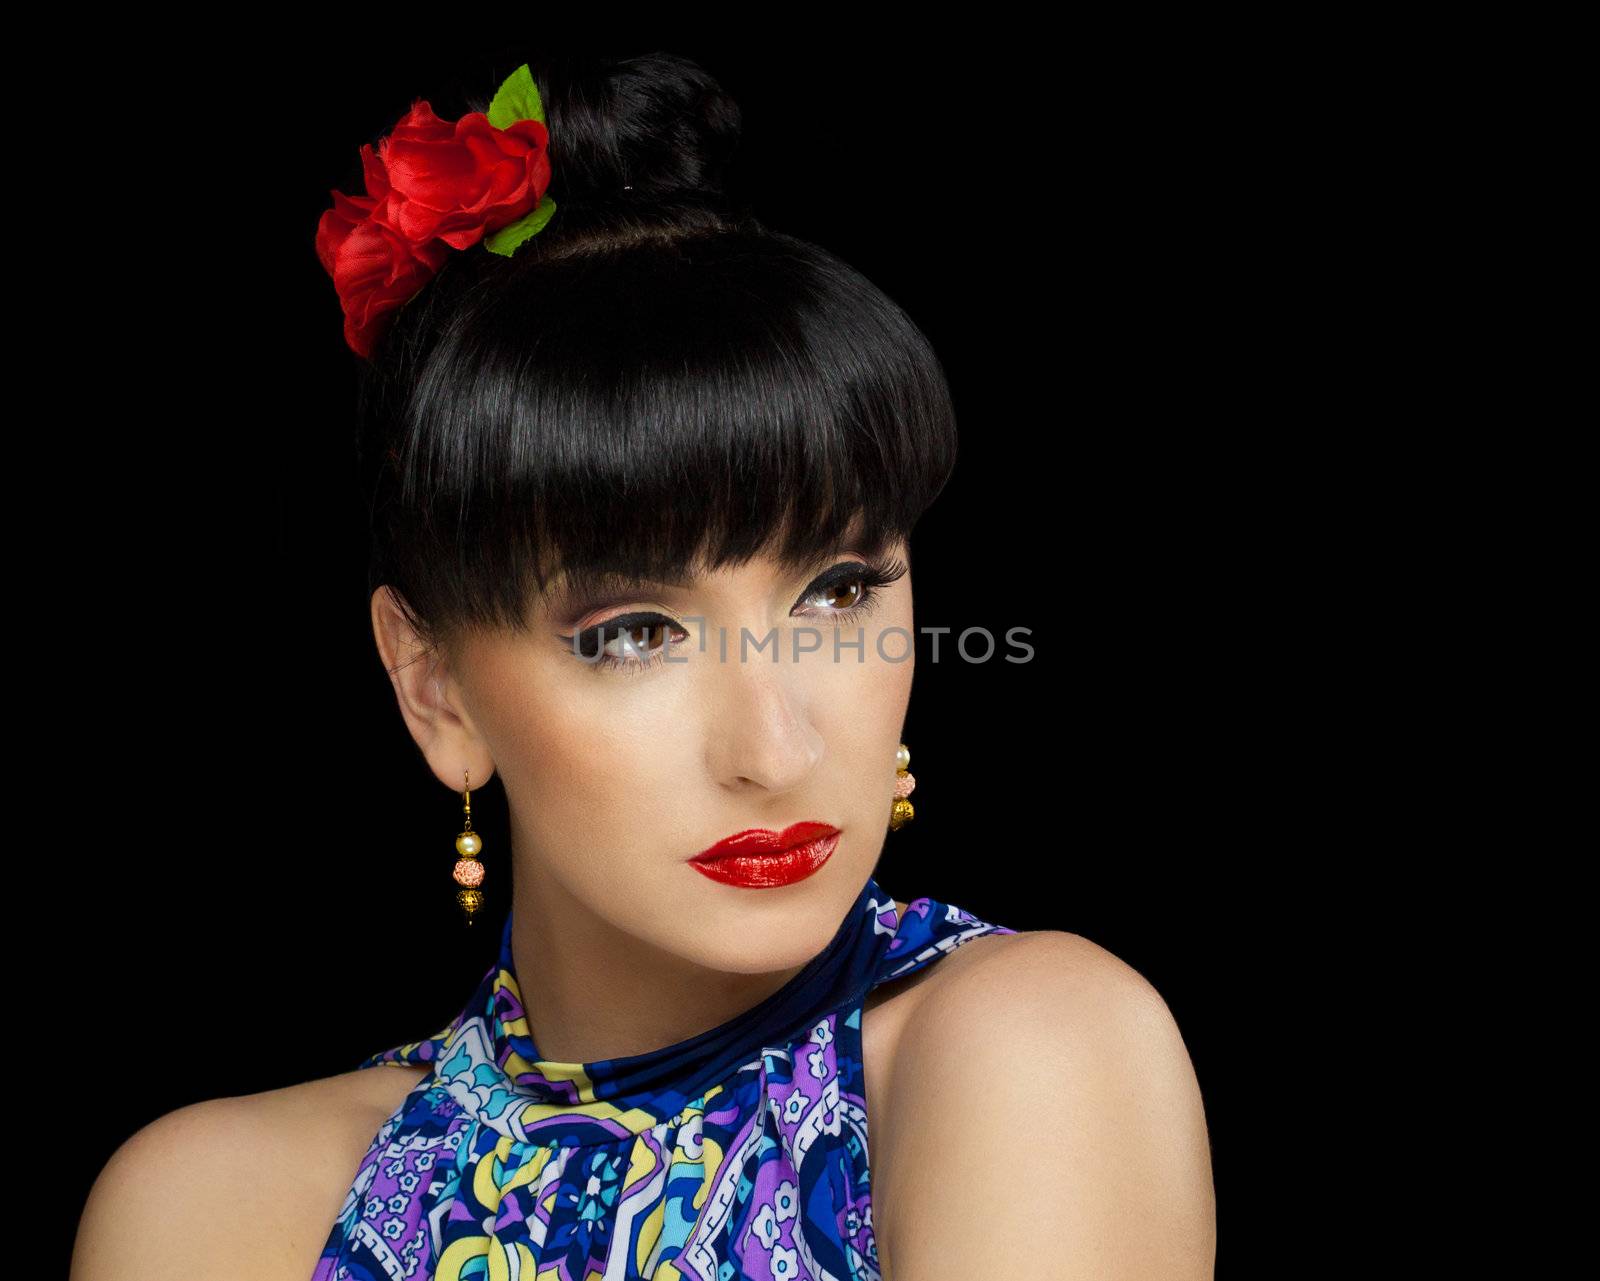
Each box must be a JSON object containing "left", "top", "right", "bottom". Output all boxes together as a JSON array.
[{"left": 311, "top": 875, "right": 1016, "bottom": 1280}]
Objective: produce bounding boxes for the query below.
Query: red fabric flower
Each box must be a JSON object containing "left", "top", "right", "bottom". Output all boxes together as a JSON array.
[{"left": 315, "top": 98, "right": 553, "bottom": 359}]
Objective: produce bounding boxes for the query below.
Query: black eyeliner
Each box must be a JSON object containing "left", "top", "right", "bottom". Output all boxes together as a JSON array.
[
  {"left": 802, "top": 556, "right": 908, "bottom": 599},
  {"left": 555, "top": 554, "right": 907, "bottom": 667},
  {"left": 557, "top": 611, "right": 674, "bottom": 660}
]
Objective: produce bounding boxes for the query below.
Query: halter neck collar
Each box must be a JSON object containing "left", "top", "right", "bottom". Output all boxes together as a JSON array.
[{"left": 370, "top": 874, "right": 913, "bottom": 1145}]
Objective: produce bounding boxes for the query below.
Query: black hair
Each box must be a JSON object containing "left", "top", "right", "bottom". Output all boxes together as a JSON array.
[{"left": 352, "top": 50, "right": 959, "bottom": 660}]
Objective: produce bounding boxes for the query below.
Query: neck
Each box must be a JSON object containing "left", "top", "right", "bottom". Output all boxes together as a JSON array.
[{"left": 508, "top": 854, "right": 820, "bottom": 1065}]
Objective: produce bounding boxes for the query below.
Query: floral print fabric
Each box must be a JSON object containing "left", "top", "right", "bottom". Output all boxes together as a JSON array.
[{"left": 311, "top": 874, "right": 1016, "bottom": 1280}]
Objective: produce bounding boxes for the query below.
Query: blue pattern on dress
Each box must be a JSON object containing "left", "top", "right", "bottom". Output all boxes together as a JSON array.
[{"left": 311, "top": 873, "right": 1016, "bottom": 1280}]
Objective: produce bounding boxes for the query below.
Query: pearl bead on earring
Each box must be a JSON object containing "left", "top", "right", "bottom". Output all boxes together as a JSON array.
[{"left": 890, "top": 743, "right": 916, "bottom": 831}]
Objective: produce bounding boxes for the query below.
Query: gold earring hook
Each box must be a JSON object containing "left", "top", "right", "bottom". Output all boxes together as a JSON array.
[{"left": 454, "top": 769, "right": 485, "bottom": 924}]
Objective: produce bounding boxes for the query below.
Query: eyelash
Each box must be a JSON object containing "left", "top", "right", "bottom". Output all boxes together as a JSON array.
[{"left": 565, "top": 555, "right": 909, "bottom": 675}]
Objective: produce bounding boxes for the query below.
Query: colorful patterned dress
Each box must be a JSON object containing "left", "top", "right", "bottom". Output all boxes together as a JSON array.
[{"left": 310, "top": 874, "right": 1017, "bottom": 1280}]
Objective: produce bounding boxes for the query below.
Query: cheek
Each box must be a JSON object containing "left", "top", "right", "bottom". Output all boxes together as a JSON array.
[
  {"left": 862, "top": 586, "right": 917, "bottom": 707},
  {"left": 808, "top": 600, "right": 917, "bottom": 786},
  {"left": 864, "top": 594, "right": 918, "bottom": 781},
  {"left": 474, "top": 654, "right": 696, "bottom": 874}
]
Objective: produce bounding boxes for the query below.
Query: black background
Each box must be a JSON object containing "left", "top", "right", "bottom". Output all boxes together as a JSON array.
[{"left": 55, "top": 31, "right": 1354, "bottom": 1277}]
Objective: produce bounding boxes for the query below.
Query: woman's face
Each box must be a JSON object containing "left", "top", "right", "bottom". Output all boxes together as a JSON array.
[{"left": 375, "top": 531, "right": 915, "bottom": 976}]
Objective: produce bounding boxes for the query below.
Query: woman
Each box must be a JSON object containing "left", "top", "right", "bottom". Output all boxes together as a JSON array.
[{"left": 71, "top": 51, "right": 1215, "bottom": 1281}]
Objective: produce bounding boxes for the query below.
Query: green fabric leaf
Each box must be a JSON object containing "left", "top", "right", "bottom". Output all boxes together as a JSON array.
[
  {"left": 484, "top": 196, "right": 557, "bottom": 257},
  {"left": 487, "top": 63, "right": 546, "bottom": 129}
]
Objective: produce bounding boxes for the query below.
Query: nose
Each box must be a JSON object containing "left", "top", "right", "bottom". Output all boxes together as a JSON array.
[{"left": 705, "top": 650, "right": 824, "bottom": 794}]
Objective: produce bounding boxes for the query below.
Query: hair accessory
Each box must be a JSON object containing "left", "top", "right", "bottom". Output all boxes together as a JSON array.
[
  {"left": 890, "top": 742, "right": 916, "bottom": 831},
  {"left": 315, "top": 64, "right": 558, "bottom": 360},
  {"left": 453, "top": 769, "right": 486, "bottom": 926}
]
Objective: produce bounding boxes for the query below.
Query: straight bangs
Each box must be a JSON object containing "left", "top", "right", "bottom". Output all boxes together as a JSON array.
[{"left": 360, "top": 225, "right": 958, "bottom": 649}]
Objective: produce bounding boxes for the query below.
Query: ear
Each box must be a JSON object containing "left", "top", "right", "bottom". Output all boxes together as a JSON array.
[{"left": 370, "top": 585, "right": 497, "bottom": 793}]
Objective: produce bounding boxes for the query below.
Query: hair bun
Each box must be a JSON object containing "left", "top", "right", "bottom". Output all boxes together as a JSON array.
[{"left": 467, "top": 52, "right": 742, "bottom": 212}]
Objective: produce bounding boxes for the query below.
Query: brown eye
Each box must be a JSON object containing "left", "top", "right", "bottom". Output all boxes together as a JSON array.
[
  {"left": 567, "top": 610, "right": 688, "bottom": 669},
  {"left": 605, "top": 620, "right": 673, "bottom": 662},
  {"left": 796, "top": 560, "right": 902, "bottom": 620},
  {"left": 812, "top": 577, "right": 864, "bottom": 610}
]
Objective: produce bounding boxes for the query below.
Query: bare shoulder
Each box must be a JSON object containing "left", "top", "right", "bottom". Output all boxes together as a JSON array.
[
  {"left": 71, "top": 1063, "right": 431, "bottom": 1281},
  {"left": 866, "top": 902, "right": 1034, "bottom": 1018},
  {"left": 920, "top": 927, "right": 1178, "bottom": 1019},
  {"left": 876, "top": 930, "right": 1217, "bottom": 1279}
]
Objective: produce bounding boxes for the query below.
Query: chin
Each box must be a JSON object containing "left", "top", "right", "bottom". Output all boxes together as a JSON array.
[{"left": 668, "top": 865, "right": 867, "bottom": 973}]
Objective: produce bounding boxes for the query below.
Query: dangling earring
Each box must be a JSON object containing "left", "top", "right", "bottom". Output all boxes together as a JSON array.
[
  {"left": 452, "top": 769, "right": 486, "bottom": 926},
  {"left": 890, "top": 743, "right": 916, "bottom": 831}
]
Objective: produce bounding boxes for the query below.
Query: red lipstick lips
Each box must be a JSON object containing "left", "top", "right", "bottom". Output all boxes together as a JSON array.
[{"left": 689, "top": 821, "right": 841, "bottom": 888}]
